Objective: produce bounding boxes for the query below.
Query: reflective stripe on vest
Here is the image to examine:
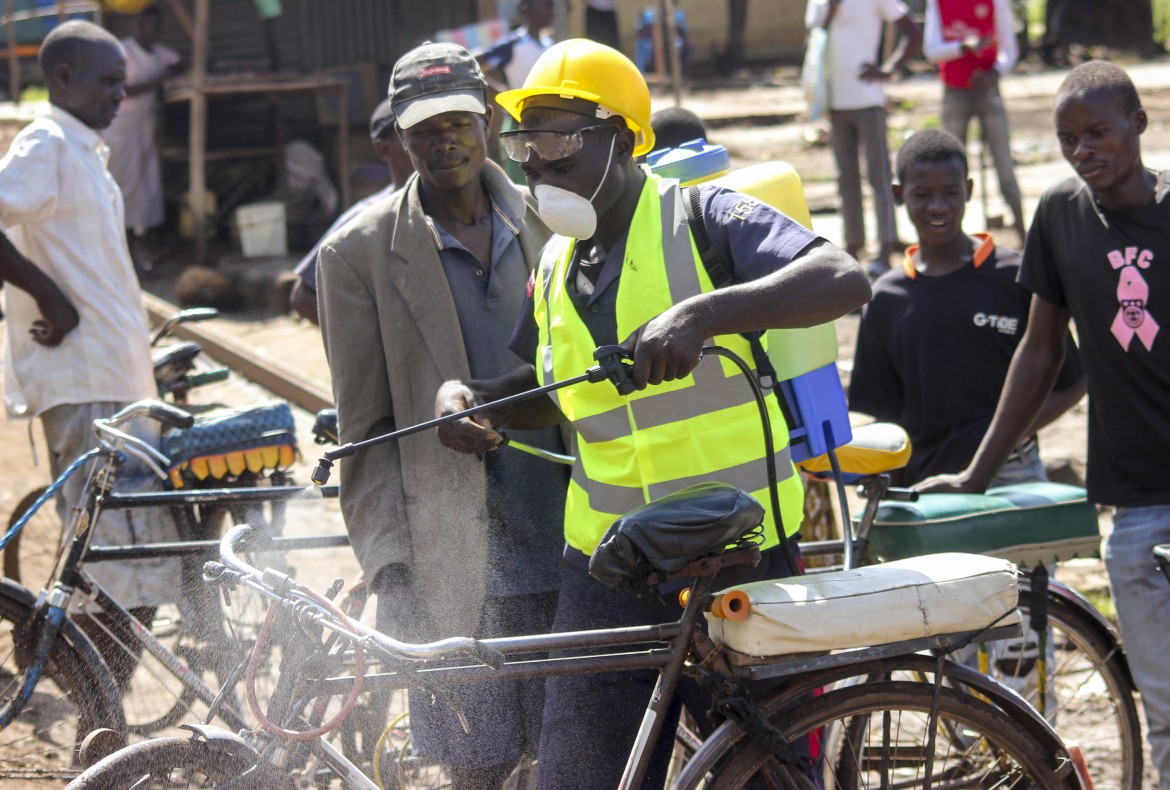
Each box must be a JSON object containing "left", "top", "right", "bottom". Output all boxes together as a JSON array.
[{"left": 533, "top": 172, "right": 805, "bottom": 554}]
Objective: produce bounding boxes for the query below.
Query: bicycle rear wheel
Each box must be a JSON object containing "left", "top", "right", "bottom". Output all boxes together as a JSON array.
[
  {"left": 701, "top": 681, "right": 1081, "bottom": 789},
  {"left": 64, "top": 734, "right": 270, "bottom": 789},
  {"left": 0, "top": 580, "right": 124, "bottom": 787}
]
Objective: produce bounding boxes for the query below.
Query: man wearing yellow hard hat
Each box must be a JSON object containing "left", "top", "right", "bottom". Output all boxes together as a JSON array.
[{"left": 437, "top": 39, "right": 870, "bottom": 787}]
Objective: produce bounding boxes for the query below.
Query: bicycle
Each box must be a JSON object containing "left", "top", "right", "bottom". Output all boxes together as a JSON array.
[
  {"left": 71, "top": 506, "right": 1084, "bottom": 789},
  {"left": 0, "top": 401, "right": 348, "bottom": 786},
  {"left": 71, "top": 344, "right": 1085, "bottom": 789}
]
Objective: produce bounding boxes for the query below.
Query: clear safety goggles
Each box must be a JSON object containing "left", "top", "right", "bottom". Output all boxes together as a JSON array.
[{"left": 499, "top": 124, "right": 617, "bottom": 163}]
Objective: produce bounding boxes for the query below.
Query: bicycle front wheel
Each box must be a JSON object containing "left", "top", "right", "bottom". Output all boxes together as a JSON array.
[
  {"left": 64, "top": 734, "right": 272, "bottom": 789},
  {"left": 997, "top": 583, "right": 1142, "bottom": 790},
  {"left": 0, "top": 580, "right": 124, "bottom": 787},
  {"left": 700, "top": 681, "right": 1081, "bottom": 789}
]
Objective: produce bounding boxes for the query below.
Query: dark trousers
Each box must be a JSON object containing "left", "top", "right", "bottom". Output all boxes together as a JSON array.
[
  {"left": 585, "top": 6, "right": 621, "bottom": 51},
  {"left": 536, "top": 541, "right": 800, "bottom": 790}
]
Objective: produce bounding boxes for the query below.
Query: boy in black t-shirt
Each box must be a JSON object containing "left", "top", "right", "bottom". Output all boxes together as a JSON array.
[
  {"left": 917, "top": 63, "right": 1170, "bottom": 783},
  {"left": 849, "top": 129, "right": 1085, "bottom": 486}
]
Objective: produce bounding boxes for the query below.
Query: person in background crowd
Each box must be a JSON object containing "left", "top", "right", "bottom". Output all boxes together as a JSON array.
[
  {"left": 850, "top": 129, "right": 1084, "bottom": 486},
  {"left": 290, "top": 98, "right": 414, "bottom": 325},
  {"left": 477, "top": 0, "right": 556, "bottom": 182},
  {"left": 916, "top": 61, "right": 1170, "bottom": 784},
  {"left": 649, "top": 106, "right": 708, "bottom": 151},
  {"left": 923, "top": 0, "right": 1027, "bottom": 247},
  {"left": 806, "top": 0, "right": 919, "bottom": 277},
  {"left": 316, "top": 43, "right": 565, "bottom": 790},
  {"left": 103, "top": 5, "right": 182, "bottom": 272}
]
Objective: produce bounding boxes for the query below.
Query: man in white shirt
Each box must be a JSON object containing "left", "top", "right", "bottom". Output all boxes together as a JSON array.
[
  {"left": 0, "top": 21, "right": 178, "bottom": 671},
  {"left": 806, "top": 0, "right": 919, "bottom": 275},
  {"left": 924, "top": 0, "right": 1025, "bottom": 246}
]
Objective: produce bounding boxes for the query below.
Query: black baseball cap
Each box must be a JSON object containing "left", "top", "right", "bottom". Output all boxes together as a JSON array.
[
  {"left": 389, "top": 42, "right": 487, "bottom": 129},
  {"left": 369, "top": 98, "right": 396, "bottom": 140}
]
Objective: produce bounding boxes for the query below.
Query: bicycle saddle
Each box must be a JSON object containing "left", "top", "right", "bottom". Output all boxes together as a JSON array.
[
  {"left": 153, "top": 341, "right": 202, "bottom": 376},
  {"left": 589, "top": 482, "right": 764, "bottom": 594}
]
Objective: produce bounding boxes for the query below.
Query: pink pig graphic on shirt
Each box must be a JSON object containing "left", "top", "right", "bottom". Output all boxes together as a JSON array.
[{"left": 1108, "top": 249, "right": 1159, "bottom": 351}]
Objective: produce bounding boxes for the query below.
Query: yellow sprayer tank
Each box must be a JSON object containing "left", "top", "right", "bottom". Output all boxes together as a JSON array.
[
  {"left": 646, "top": 142, "right": 850, "bottom": 460},
  {"left": 708, "top": 161, "right": 839, "bottom": 382}
]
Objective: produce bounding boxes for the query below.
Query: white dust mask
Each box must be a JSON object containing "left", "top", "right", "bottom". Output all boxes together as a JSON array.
[{"left": 533, "top": 132, "right": 616, "bottom": 239}]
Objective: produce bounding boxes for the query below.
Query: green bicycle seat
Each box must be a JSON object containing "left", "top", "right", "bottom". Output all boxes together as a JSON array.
[{"left": 865, "top": 481, "right": 1101, "bottom": 567}]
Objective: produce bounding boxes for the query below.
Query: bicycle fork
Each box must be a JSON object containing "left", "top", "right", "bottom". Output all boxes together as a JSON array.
[{"left": 0, "top": 588, "right": 69, "bottom": 729}]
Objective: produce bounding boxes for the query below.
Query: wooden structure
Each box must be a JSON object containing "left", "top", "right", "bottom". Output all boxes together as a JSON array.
[{"left": 165, "top": 71, "right": 351, "bottom": 261}]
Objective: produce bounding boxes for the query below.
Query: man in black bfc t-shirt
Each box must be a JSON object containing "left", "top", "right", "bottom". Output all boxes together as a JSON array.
[{"left": 918, "top": 63, "right": 1170, "bottom": 784}]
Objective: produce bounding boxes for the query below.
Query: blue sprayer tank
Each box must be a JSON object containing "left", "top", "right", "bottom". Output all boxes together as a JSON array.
[{"left": 647, "top": 140, "right": 850, "bottom": 460}]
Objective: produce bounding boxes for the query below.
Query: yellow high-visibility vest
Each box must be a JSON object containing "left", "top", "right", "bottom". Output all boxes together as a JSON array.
[{"left": 533, "top": 173, "right": 804, "bottom": 555}]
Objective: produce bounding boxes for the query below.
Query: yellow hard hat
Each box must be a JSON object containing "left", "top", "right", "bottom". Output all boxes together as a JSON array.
[
  {"left": 497, "top": 39, "right": 655, "bottom": 156},
  {"left": 104, "top": 0, "right": 155, "bottom": 12}
]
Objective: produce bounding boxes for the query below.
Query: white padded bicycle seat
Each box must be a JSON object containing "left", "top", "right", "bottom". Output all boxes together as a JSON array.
[{"left": 707, "top": 553, "right": 1020, "bottom": 657}]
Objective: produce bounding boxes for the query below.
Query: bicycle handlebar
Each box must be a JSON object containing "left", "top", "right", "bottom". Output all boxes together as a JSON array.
[
  {"left": 92, "top": 400, "right": 193, "bottom": 480},
  {"left": 218, "top": 525, "right": 505, "bottom": 669},
  {"left": 151, "top": 307, "right": 219, "bottom": 346},
  {"left": 107, "top": 399, "right": 195, "bottom": 430}
]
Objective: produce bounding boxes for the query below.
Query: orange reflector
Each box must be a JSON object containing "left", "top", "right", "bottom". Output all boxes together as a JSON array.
[{"left": 710, "top": 589, "right": 751, "bottom": 621}]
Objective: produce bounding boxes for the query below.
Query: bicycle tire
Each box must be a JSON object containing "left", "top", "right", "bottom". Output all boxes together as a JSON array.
[
  {"left": 0, "top": 579, "right": 125, "bottom": 788},
  {"left": 64, "top": 734, "right": 274, "bottom": 789},
  {"left": 4, "top": 485, "right": 64, "bottom": 590},
  {"left": 996, "top": 583, "right": 1142, "bottom": 790},
  {"left": 698, "top": 681, "right": 1080, "bottom": 789}
]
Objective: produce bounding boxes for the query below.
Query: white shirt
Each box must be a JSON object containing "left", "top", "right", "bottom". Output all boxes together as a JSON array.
[
  {"left": 503, "top": 28, "right": 554, "bottom": 90},
  {"left": 806, "top": 0, "right": 911, "bottom": 111},
  {"left": 0, "top": 107, "right": 155, "bottom": 417},
  {"left": 923, "top": 0, "right": 1018, "bottom": 74}
]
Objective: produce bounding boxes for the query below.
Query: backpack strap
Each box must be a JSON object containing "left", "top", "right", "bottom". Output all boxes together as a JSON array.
[{"left": 682, "top": 186, "right": 781, "bottom": 394}]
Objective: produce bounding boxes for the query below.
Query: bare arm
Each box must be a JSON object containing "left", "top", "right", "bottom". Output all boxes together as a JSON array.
[
  {"left": 625, "top": 241, "right": 870, "bottom": 389},
  {"left": 289, "top": 279, "right": 319, "bottom": 325},
  {"left": 0, "top": 228, "right": 78, "bottom": 346},
  {"left": 1025, "top": 365, "right": 1086, "bottom": 436},
  {"left": 862, "top": 14, "right": 922, "bottom": 80},
  {"left": 917, "top": 295, "right": 1070, "bottom": 492}
]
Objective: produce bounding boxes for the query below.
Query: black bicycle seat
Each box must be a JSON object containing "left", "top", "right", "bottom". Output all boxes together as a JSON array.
[
  {"left": 589, "top": 482, "right": 764, "bottom": 594},
  {"left": 152, "top": 341, "right": 202, "bottom": 374}
]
